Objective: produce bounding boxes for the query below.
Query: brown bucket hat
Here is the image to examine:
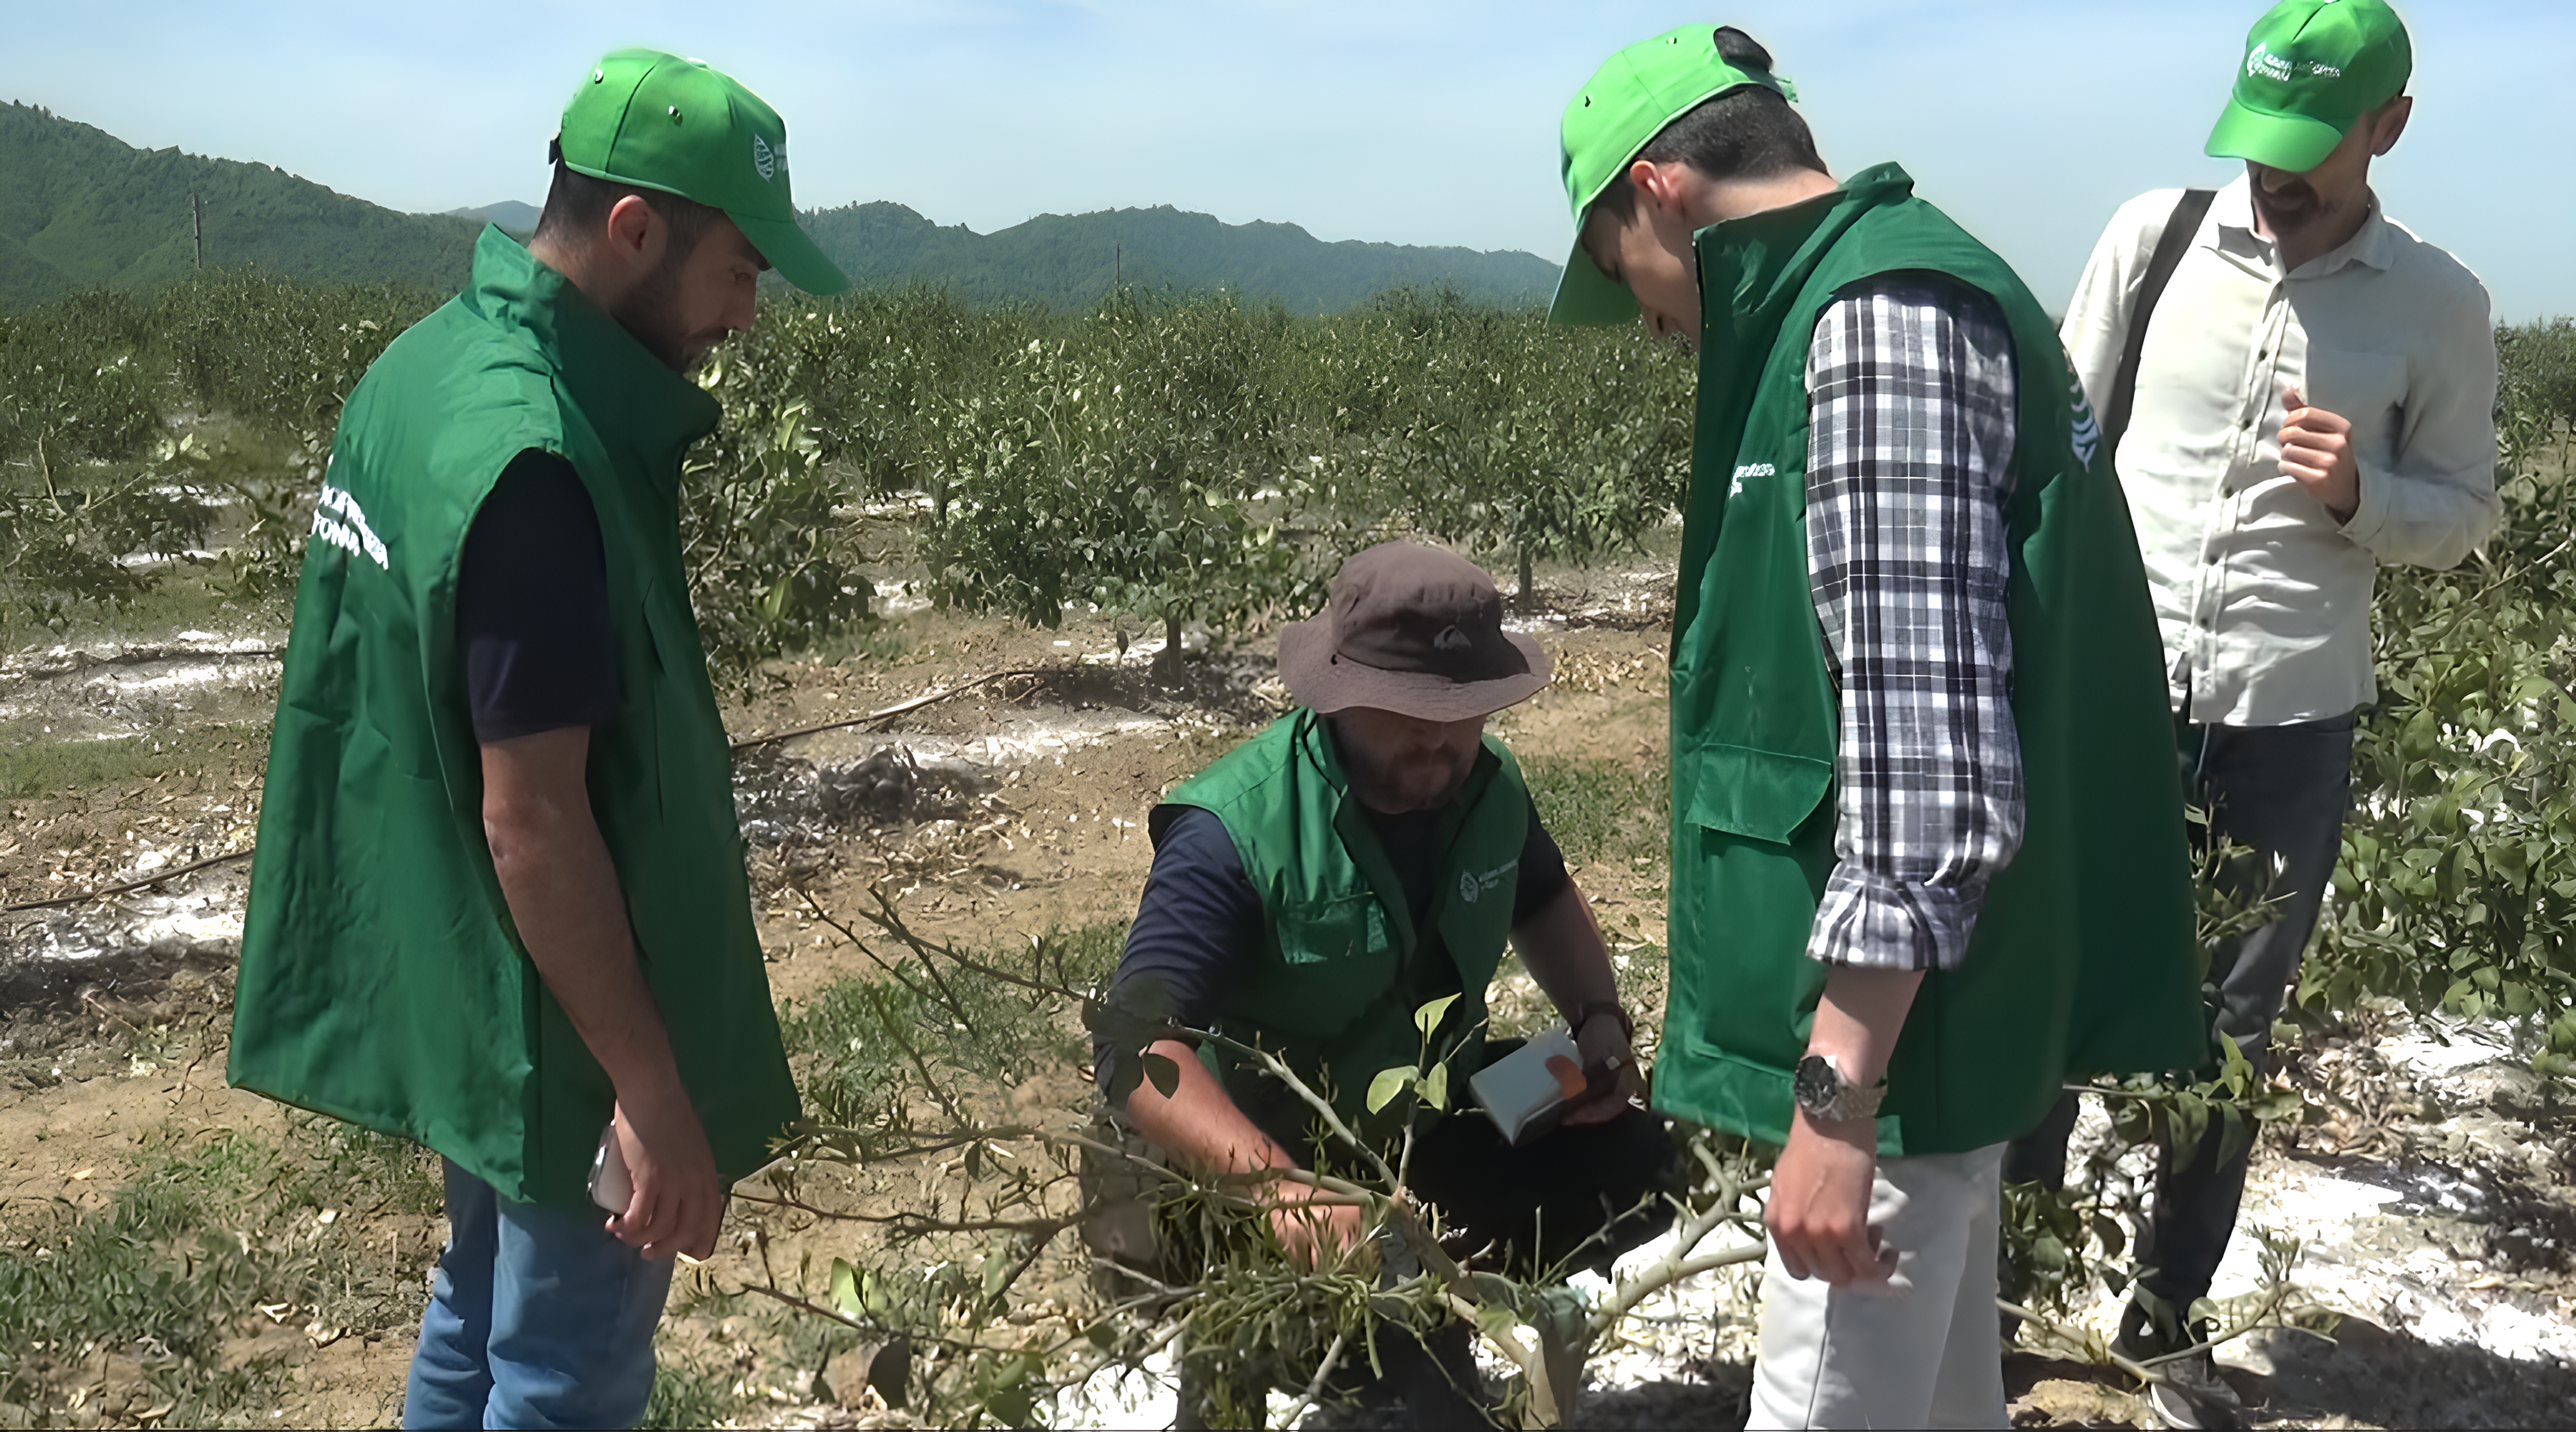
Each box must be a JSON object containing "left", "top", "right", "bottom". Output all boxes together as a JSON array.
[{"left": 1278, "top": 543, "right": 1552, "bottom": 721}]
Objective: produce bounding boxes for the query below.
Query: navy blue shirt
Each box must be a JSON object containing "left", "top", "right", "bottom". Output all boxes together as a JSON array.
[
  {"left": 455, "top": 450, "right": 619, "bottom": 743},
  {"left": 1095, "top": 788, "right": 1571, "bottom": 1088}
]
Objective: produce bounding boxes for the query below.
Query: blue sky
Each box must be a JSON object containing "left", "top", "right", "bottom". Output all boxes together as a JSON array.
[{"left": 8, "top": 1, "right": 2567, "bottom": 318}]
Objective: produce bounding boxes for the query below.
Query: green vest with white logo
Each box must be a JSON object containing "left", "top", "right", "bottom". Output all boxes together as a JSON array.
[
  {"left": 1153, "top": 709, "right": 1529, "bottom": 1158},
  {"left": 1658, "top": 165, "right": 2204, "bottom": 1156},
  {"left": 228, "top": 227, "right": 799, "bottom": 1208}
]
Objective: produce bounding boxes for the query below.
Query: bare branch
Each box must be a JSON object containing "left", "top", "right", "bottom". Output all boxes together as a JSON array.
[{"left": 1277, "top": 1331, "right": 1348, "bottom": 1429}]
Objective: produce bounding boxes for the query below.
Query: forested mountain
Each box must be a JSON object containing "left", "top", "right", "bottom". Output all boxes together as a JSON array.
[
  {"left": 3, "top": 102, "right": 1559, "bottom": 312},
  {"left": 0, "top": 102, "right": 478, "bottom": 306},
  {"left": 798, "top": 202, "right": 1558, "bottom": 313},
  {"left": 445, "top": 200, "right": 540, "bottom": 236}
]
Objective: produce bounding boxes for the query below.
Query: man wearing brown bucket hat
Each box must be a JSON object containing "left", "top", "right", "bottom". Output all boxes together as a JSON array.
[{"left": 1092, "top": 541, "right": 1677, "bottom": 1424}]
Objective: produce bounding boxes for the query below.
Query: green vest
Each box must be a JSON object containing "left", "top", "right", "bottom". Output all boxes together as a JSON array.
[
  {"left": 1155, "top": 709, "right": 1529, "bottom": 1156},
  {"left": 1657, "top": 165, "right": 2203, "bottom": 1156},
  {"left": 228, "top": 228, "right": 799, "bottom": 1208}
]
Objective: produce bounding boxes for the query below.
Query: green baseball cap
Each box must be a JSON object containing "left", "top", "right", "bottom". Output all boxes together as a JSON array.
[
  {"left": 2206, "top": 0, "right": 2411, "bottom": 173},
  {"left": 1549, "top": 26, "right": 1796, "bottom": 327},
  {"left": 557, "top": 48, "right": 849, "bottom": 295}
]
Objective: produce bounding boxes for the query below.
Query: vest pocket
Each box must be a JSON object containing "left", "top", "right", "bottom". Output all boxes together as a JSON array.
[
  {"left": 1680, "top": 741, "right": 1833, "bottom": 845},
  {"left": 1278, "top": 893, "right": 1391, "bottom": 967}
]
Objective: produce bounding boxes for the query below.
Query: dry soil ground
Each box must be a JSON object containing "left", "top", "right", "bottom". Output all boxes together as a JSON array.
[{"left": 3, "top": 555, "right": 2572, "bottom": 1429}]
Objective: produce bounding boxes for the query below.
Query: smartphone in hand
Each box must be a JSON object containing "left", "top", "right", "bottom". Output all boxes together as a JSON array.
[{"left": 588, "top": 1122, "right": 633, "bottom": 1213}]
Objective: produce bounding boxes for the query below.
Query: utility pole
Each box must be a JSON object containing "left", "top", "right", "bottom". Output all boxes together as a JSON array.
[{"left": 190, "top": 192, "right": 203, "bottom": 270}]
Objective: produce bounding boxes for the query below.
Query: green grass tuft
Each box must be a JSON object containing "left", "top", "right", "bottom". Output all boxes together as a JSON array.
[
  {"left": 783, "top": 920, "right": 1126, "bottom": 1128},
  {"left": 0, "top": 1116, "right": 440, "bottom": 1424},
  {"left": 0, "top": 722, "right": 266, "bottom": 799},
  {"left": 639, "top": 1354, "right": 749, "bottom": 1429},
  {"left": 1519, "top": 753, "right": 1669, "bottom": 871}
]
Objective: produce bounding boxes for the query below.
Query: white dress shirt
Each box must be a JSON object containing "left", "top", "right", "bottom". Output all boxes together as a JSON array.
[{"left": 2061, "top": 175, "right": 2498, "bottom": 727}]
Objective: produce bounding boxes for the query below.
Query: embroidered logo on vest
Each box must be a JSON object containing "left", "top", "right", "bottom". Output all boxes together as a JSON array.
[
  {"left": 2068, "top": 372, "right": 2103, "bottom": 470},
  {"left": 1457, "top": 857, "right": 1519, "bottom": 906}
]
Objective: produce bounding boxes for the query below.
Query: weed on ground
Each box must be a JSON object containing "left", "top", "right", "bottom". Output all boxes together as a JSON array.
[
  {"left": 784, "top": 920, "right": 1126, "bottom": 1128},
  {"left": 1520, "top": 752, "right": 1669, "bottom": 871},
  {"left": 0, "top": 723, "right": 266, "bottom": 801},
  {"left": 0, "top": 1115, "right": 439, "bottom": 1426}
]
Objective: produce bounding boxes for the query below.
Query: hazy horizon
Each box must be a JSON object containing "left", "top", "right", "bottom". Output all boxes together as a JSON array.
[{"left": 9, "top": 1, "right": 2567, "bottom": 320}]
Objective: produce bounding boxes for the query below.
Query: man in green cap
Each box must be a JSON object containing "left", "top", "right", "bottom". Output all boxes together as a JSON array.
[
  {"left": 2032, "top": 3, "right": 2495, "bottom": 1423},
  {"left": 228, "top": 50, "right": 848, "bottom": 1429},
  {"left": 1552, "top": 24, "right": 2203, "bottom": 1427}
]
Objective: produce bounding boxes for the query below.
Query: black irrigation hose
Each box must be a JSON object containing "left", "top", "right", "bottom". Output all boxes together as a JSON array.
[{"left": 2, "top": 848, "right": 255, "bottom": 913}]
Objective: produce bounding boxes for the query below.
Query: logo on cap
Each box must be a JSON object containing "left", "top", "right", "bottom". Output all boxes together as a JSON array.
[
  {"left": 2247, "top": 41, "right": 2295, "bottom": 82},
  {"left": 752, "top": 133, "right": 780, "bottom": 181}
]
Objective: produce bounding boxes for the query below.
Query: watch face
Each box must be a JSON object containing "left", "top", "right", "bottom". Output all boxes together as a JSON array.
[{"left": 1793, "top": 1054, "right": 1837, "bottom": 1112}]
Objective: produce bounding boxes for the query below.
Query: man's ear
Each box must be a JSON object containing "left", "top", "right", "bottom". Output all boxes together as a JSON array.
[
  {"left": 1628, "top": 158, "right": 1689, "bottom": 215},
  {"left": 601, "top": 193, "right": 662, "bottom": 266},
  {"left": 2369, "top": 96, "right": 2413, "bottom": 156}
]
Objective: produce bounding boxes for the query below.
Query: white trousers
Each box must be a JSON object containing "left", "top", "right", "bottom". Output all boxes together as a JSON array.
[{"left": 1746, "top": 1142, "right": 2009, "bottom": 1429}]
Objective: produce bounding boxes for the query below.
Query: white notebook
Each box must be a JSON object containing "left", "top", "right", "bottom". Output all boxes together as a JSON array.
[{"left": 1469, "top": 1027, "right": 1586, "bottom": 1145}]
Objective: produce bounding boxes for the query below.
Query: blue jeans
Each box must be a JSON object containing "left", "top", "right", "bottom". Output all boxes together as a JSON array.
[
  {"left": 403, "top": 1159, "right": 676, "bottom": 1429},
  {"left": 2004, "top": 713, "right": 2355, "bottom": 1337}
]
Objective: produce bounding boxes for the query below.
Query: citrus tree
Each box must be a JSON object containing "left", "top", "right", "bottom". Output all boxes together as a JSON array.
[
  {"left": 915, "top": 295, "right": 1328, "bottom": 669},
  {"left": 1291, "top": 290, "right": 1692, "bottom": 605},
  {"left": 2307, "top": 330, "right": 2576, "bottom": 1074}
]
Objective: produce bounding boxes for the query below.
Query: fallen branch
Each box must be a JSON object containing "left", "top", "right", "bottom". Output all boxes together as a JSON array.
[
  {"left": 10, "top": 643, "right": 284, "bottom": 679},
  {"left": 3, "top": 848, "right": 254, "bottom": 913},
  {"left": 729, "top": 668, "right": 1049, "bottom": 752},
  {"left": 1998, "top": 1297, "right": 2162, "bottom": 1385}
]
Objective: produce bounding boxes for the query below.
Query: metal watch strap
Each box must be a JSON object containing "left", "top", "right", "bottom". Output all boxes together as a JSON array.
[{"left": 1794, "top": 1053, "right": 1886, "bottom": 1123}]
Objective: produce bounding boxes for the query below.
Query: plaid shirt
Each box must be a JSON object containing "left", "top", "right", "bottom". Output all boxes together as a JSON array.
[{"left": 1802, "top": 277, "right": 2023, "bottom": 972}]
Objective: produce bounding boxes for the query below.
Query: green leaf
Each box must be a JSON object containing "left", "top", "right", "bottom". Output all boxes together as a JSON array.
[
  {"left": 829, "top": 1258, "right": 863, "bottom": 1320},
  {"left": 1414, "top": 993, "right": 1461, "bottom": 1038},
  {"left": 1366, "top": 1066, "right": 1416, "bottom": 1115},
  {"left": 1421, "top": 1063, "right": 1450, "bottom": 1112}
]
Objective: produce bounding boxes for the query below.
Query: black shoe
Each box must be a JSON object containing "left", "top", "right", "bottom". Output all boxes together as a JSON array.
[{"left": 2142, "top": 1350, "right": 2244, "bottom": 1430}]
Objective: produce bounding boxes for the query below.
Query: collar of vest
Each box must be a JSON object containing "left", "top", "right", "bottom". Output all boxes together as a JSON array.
[
  {"left": 457, "top": 226, "right": 723, "bottom": 481},
  {"left": 1689, "top": 161, "right": 1918, "bottom": 361}
]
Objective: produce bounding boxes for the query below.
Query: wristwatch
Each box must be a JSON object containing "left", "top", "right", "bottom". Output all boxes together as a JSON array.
[{"left": 1792, "top": 1053, "right": 1885, "bottom": 1124}]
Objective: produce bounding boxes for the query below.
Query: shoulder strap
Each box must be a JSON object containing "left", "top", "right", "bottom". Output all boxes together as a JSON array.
[{"left": 2100, "top": 188, "right": 2216, "bottom": 458}]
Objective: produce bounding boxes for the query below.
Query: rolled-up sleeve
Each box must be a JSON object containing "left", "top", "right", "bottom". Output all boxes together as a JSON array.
[{"left": 1802, "top": 279, "right": 2025, "bottom": 973}]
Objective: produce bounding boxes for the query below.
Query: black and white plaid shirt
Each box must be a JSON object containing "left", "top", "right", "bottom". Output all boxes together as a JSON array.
[{"left": 1802, "top": 277, "right": 2023, "bottom": 972}]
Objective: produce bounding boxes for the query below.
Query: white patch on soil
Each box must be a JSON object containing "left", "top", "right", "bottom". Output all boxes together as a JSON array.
[
  {"left": 0, "top": 634, "right": 283, "bottom": 731},
  {"left": 9, "top": 852, "right": 251, "bottom": 966},
  {"left": 786, "top": 709, "right": 1181, "bottom": 770},
  {"left": 1570, "top": 1229, "right": 1765, "bottom": 1393},
  {"left": 1058, "top": 1348, "right": 1181, "bottom": 1429},
  {"left": 1504, "top": 568, "right": 1679, "bottom": 635}
]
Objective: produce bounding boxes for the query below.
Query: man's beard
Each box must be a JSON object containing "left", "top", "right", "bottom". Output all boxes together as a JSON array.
[
  {"left": 2250, "top": 177, "right": 2339, "bottom": 251},
  {"left": 1341, "top": 731, "right": 1475, "bottom": 813},
  {"left": 609, "top": 248, "right": 715, "bottom": 375}
]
